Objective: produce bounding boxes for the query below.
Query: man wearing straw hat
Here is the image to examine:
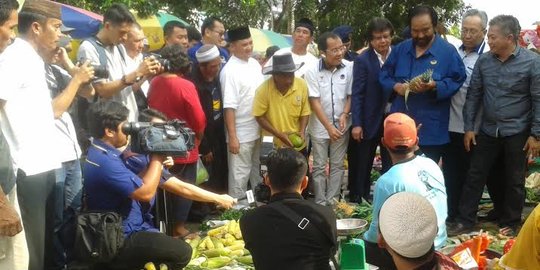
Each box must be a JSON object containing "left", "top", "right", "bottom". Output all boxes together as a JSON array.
[
  {"left": 220, "top": 26, "right": 265, "bottom": 200},
  {"left": 253, "top": 52, "right": 310, "bottom": 149}
]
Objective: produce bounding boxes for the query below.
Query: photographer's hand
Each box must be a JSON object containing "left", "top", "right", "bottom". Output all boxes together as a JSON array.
[
  {"left": 73, "top": 61, "right": 95, "bottom": 85},
  {"left": 137, "top": 57, "right": 161, "bottom": 77}
]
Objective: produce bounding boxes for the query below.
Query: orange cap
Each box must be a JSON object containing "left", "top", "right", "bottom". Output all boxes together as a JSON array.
[{"left": 383, "top": 113, "right": 417, "bottom": 150}]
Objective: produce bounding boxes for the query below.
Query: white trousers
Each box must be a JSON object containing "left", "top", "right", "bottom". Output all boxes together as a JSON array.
[
  {"left": 311, "top": 133, "right": 349, "bottom": 205},
  {"left": 0, "top": 184, "right": 29, "bottom": 270},
  {"left": 228, "top": 140, "right": 262, "bottom": 200}
]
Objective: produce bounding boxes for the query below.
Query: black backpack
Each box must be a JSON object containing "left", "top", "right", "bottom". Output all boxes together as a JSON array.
[{"left": 73, "top": 211, "right": 124, "bottom": 263}]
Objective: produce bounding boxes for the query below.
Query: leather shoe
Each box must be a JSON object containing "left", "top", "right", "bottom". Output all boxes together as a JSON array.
[
  {"left": 448, "top": 222, "right": 475, "bottom": 236},
  {"left": 478, "top": 209, "right": 499, "bottom": 222}
]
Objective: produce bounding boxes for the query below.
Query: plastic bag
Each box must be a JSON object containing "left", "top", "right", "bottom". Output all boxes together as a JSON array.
[{"left": 196, "top": 157, "right": 209, "bottom": 185}]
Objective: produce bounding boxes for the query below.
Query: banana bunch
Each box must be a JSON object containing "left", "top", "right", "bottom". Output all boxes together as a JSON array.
[{"left": 185, "top": 220, "right": 253, "bottom": 269}]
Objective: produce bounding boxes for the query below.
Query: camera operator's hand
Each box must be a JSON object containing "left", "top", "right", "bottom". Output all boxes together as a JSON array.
[
  {"left": 214, "top": 194, "right": 236, "bottom": 209},
  {"left": 229, "top": 136, "right": 240, "bottom": 154},
  {"left": 72, "top": 60, "right": 95, "bottom": 85},
  {"left": 163, "top": 156, "right": 174, "bottom": 168},
  {"left": 150, "top": 153, "right": 167, "bottom": 164},
  {"left": 137, "top": 56, "right": 161, "bottom": 77}
]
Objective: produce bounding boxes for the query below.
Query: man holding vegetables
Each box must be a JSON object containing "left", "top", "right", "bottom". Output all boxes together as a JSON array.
[{"left": 253, "top": 52, "right": 310, "bottom": 150}]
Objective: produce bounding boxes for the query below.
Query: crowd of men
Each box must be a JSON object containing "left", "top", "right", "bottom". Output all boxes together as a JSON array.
[{"left": 0, "top": 0, "right": 540, "bottom": 269}]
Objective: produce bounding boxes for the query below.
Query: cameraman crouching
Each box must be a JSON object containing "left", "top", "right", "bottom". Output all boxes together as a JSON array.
[
  {"left": 239, "top": 148, "right": 338, "bottom": 270},
  {"left": 83, "top": 101, "right": 191, "bottom": 269},
  {"left": 122, "top": 108, "right": 235, "bottom": 210}
]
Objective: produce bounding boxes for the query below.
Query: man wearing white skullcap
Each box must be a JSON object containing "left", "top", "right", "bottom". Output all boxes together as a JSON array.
[
  {"left": 187, "top": 44, "right": 229, "bottom": 193},
  {"left": 378, "top": 192, "right": 460, "bottom": 269}
]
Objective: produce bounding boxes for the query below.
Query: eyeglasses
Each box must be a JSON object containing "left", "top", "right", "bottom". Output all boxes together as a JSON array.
[
  {"left": 461, "top": 28, "right": 484, "bottom": 36},
  {"left": 326, "top": 45, "right": 346, "bottom": 56}
]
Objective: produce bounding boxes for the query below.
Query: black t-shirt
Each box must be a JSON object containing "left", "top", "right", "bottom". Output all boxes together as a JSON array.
[{"left": 240, "top": 192, "right": 338, "bottom": 270}]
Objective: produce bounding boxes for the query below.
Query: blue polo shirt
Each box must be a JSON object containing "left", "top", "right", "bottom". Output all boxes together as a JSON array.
[
  {"left": 83, "top": 139, "right": 158, "bottom": 237},
  {"left": 379, "top": 35, "right": 466, "bottom": 145}
]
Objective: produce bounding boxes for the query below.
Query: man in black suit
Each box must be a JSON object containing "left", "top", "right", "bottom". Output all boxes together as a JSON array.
[
  {"left": 240, "top": 148, "right": 338, "bottom": 270},
  {"left": 348, "top": 17, "right": 394, "bottom": 203}
]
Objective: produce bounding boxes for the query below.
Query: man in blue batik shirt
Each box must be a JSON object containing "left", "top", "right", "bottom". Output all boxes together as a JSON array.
[
  {"left": 83, "top": 101, "right": 192, "bottom": 270},
  {"left": 379, "top": 5, "right": 466, "bottom": 163}
]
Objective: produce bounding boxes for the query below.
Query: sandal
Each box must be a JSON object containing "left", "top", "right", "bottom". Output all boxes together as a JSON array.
[{"left": 499, "top": 226, "right": 519, "bottom": 237}]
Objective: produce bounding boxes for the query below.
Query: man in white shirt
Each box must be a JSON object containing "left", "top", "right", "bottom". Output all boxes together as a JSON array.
[
  {"left": 305, "top": 32, "right": 352, "bottom": 206},
  {"left": 122, "top": 22, "right": 150, "bottom": 111},
  {"left": 264, "top": 18, "right": 318, "bottom": 78},
  {"left": 0, "top": 1, "right": 28, "bottom": 269},
  {"left": 77, "top": 3, "right": 159, "bottom": 121},
  {"left": 0, "top": 1, "right": 65, "bottom": 268},
  {"left": 220, "top": 26, "right": 265, "bottom": 199}
]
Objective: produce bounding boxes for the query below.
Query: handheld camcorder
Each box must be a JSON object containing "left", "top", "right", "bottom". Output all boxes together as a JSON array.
[{"left": 122, "top": 120, "right": 195, "bottom": 157}]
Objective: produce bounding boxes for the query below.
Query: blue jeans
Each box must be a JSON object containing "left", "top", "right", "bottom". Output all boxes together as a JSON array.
[{"left": 50, "top": 160, "right": 83, "bottom": 269}]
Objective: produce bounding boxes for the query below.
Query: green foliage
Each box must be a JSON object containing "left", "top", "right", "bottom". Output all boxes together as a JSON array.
[{"left": 201, "top": 0, "right": 273, "bottom": 28}]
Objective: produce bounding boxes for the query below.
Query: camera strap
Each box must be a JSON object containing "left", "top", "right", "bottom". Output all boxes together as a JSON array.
[
  {"left": 85, "top": 37, "right": 127, "bottom": 68},
  {"left": 267, "top": 201, "right": 340, "bottom": 270}
]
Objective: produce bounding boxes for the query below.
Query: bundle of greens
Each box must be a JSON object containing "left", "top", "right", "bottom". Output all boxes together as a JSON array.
[{"left": 404, "top": 69, "right": 433, "bottom": 109}]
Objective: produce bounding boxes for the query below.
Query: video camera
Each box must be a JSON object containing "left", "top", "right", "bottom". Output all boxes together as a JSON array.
[
  {"left": 122, "top": 120, "right": 195, "bottom": 157},
  {"left": 253, "top": 136, "right": 275, "bottom": 203}
]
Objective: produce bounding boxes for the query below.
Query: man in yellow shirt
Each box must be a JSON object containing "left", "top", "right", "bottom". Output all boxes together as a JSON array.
[{"left": 253, "top": 53, "right": 311, "bottom": 149}]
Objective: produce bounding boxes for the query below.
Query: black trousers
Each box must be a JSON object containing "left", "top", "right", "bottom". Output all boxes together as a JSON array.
[
  {"left": 443, "top": 132, "right": 505, "bottom": 221},
  {"left": 167, "top": 163, "right": 197, "bottom": 225},
  {"left": 457, "top": 132, "right": 528, "bottom": 226},
  {"left": 419, "top": 144, "right": 448, "bottom": 164},
  {"left": 365, "top": 240, "right": 397, "bottom": 270},
  {"left": 17, "top": 169, "right": 56, "bottom": 270},
  {"left": 347, "top": 133, "right": 391, "bottom": 201},
  {"left": 110, "top": 231, "right": 192, "bottom": 270}
]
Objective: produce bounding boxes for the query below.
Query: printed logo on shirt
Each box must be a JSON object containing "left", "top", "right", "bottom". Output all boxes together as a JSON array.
[
  {"left": 295, "top": 96, "right": 302, "bottom": 105},
  {"left": 430, "top": 60, "right": 438, "bottom": 65},
  {"left": 340, "top": 74, "right": 345, "bottom": 80}
]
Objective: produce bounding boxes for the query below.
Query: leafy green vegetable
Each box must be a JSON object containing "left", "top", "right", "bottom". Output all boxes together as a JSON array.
[
  {"left": 370, "top": 169, "right": 381, "bottom": 183},
  {"left": 352, "top": 201, "right": 373, "bottom": 224},
  {"left": 526, "top": 187, "right": 540, "bottom": 203},
  {"left": 219, "top": 208, "right": 248, "bottom": 221}
]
